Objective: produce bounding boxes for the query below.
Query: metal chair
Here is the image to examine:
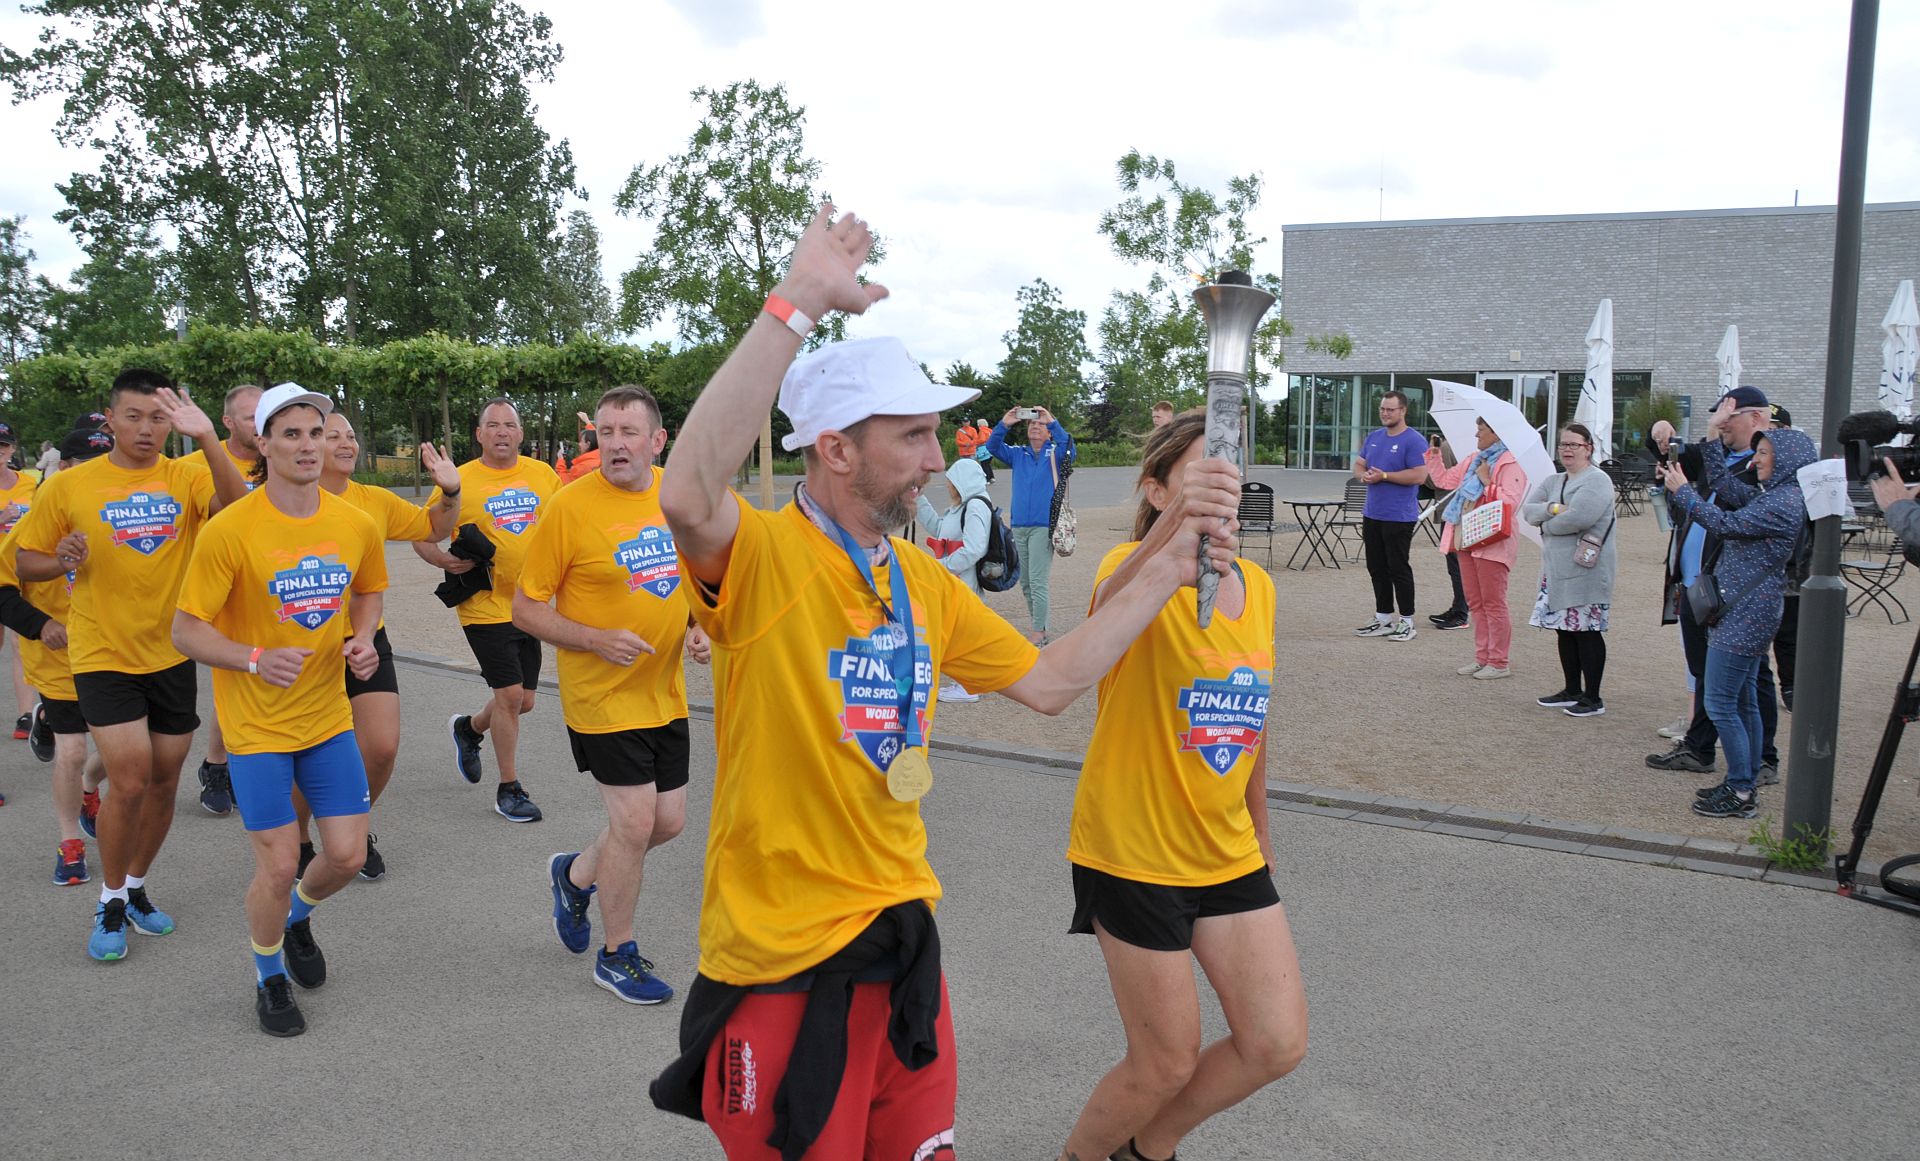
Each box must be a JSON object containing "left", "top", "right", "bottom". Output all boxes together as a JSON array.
[
  {"left": 1842, "top": 516, "right": 1909, "bottom": 624},
  {"left": 1327, "top": 478, "right": 1367, "bottom": 563},
  {"left": 1236, "top": 481, "right": 1276, "bottom": 569}
]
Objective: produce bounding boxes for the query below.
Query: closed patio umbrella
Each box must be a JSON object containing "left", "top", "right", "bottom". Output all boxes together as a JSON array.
[
  {"left": 1574, "top": 299, "right": 1614, "bottom": 462},
  {"left": 1716, "top": 324, "right": 1743, "bottom": 396},
  {"left": 1881, "top": 280, "right": 1917, "bottom": 422}
]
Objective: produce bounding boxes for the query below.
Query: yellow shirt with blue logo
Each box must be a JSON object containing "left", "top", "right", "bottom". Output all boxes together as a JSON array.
[
  {"left": 176, "top": 489, "right": 387, "bottom": 754},
  {"left": 0, "top": 468, "right": 40, "bottom": 535},
  {"left": 688, "top": 495, "right": 1038, "bottom": 986},
  {"left": 1069, "top": 543, "right": 1275, "bottom": 887},
  {"left": 517, "top": 466, "right": 689, "bottom": 733},
  {"left": 0, "top": 520, "right": 76, "bottom": 701},
  {"left": 13, "top": 454, "right": 213, "bottom": 675},
  {"left": 424, "top": 456, "right": 559, "bottom": 627}
]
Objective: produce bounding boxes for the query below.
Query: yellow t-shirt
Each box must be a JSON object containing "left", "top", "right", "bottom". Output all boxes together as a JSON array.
[
  {"left": 0, "top": 469, "right": 40, "bottom": 535},
  {"left": 424, "top": 457, "right": 559, "bottom": 626},
  {"left": 0, "top": 521, "right": 76, "bottom": 701},
  {"left": 516, "top": 467, "right": 689, "bottom": 733},
  {"left": 12, "top": 454, "right": 213, "bottom": 674},
  {"left": 332, "top": 479, "right": 433, "bottom": 631},
  {"left": 690, "top": 496, "right": 1040, "bottom": 986},
  {"left": 1068, "top": 543, "right": 1275, "bottom": 887},
  {"left": 181, "top": 440, "right": 258, "bottom": 498},
  {"left": 175, "top": 490, "right": 388, "bottom": 754}
]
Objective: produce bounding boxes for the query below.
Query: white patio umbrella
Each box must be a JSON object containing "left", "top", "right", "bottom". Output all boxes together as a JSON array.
[
  {"left": 1426, "top": 379, "right": 1555, "bottom": 546},
  {"left": 1716, "top": 324, "right": 1742, "bottom": 396},
  {"left": 1881, "top": 279, "right": 1917, "bottom": 422},
  {"left": 1574, "top": 299, "right": 1614, "bottom": 462}
]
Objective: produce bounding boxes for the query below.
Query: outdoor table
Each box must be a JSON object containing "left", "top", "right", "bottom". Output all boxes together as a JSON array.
[{"left": 1286, "top": 499, "right": 1346, "bottom": 571}]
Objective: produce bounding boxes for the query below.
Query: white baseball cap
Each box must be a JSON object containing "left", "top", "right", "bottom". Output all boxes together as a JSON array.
[
  {"left": 777, "top": 337, "right": 979, "bottom": 452},
  {"left": 254, "top": 382, "right": 335, "bottom": 436}
]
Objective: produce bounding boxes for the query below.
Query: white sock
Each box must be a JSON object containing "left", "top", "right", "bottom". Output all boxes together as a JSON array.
[
  {"left": 1375, "top": 612, "right": 1393, "bottom": 624},
  {"left": 101, "top": 884, "right": 129, "bottom": 904},
  {"left": 124, "top": 874, "right": 145, "bottom": 890}
]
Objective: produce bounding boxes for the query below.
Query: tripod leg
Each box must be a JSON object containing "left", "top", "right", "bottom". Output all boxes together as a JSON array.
[{"left": 1837, "top": 622, "right": 1920, "bottom": 890}]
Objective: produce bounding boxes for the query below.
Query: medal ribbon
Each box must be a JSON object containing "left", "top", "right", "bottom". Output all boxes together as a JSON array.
[{"left": 813, "top": 501, "right": 925, "bottom": 752}]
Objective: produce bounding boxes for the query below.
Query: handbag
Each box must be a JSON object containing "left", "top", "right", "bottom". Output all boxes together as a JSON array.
[
  {"left": 1559, "top": 478, "right": 1614, "bottom": 569},
  {"left": 1684, "top": 541, "right": 1770, "bottom": 627},
  {"left": 1456, "top": 491, "right": 1513, "bottom": 550},
  {"left": 1048, "top": 450, "right": 1076, "bottom": 558}
]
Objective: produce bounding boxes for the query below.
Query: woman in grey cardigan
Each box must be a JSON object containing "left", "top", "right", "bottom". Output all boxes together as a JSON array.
[{"left": 1520, "top": 423, "right": 1617, "bottom": 718}]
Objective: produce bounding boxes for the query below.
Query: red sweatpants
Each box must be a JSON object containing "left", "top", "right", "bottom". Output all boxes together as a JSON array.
[{"left": 703, "top": 975, "right": 959, "bottom": 1161}]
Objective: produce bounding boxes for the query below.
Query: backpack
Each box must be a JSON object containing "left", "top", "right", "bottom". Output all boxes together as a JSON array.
[
  {"left": 964, "top": 494, "right": 1021, "bottom": 592},
  {"left": 1784, "top": 513, "right": 1815, "bottom": 597}
]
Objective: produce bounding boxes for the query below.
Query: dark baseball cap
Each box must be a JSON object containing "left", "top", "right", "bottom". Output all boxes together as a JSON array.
[
  {"left": 72, "top": 411, "right": 108, "bottom": 431},
  {"left": 1718, "top": 385, "right": 1769, "bottom": 412},
  {"left": 0, "top": 421, "right": 16, "bottom": 445},
  {"left": 1768, "top": 403, "right": 1792, "bottom": 427},
  {"left": 59, "top": 427, "right": 114, "bottom": 461}
]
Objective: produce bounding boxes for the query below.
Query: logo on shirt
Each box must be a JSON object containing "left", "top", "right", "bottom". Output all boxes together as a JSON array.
[
  {"left": 1, "top": 502, "right": 26, "bottom": 532},
  {"left": 484, "top": 487, "right": 542, "bottom": 535},
  {"left": 723, "top": 1037, "right": 757, "bottom": 1116},
  {"left": 267, "top": 555, "right": 353, "bottom": 629},
  {"left": 1176, "top": 666, "right": 1271, "bottom": 774},
  {"left": 100, "top": 492, "right": 183, "bottom": 555},
  {"left": 830, "top": 623, "right": 931, "bottom": 772},
  {"left": 614, "top": 524, "right": 680, "bottom": 598}
]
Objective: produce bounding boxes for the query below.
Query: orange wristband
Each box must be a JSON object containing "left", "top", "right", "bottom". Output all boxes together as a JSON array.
[
  {"left": 248, "top": 646, "right": 262, "bottom": 676},
  {"left": 763, "top": 293, "right": 814, "bottom": 339}
]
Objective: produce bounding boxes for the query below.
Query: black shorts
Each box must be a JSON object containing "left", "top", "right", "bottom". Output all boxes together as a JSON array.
[
  {"left": 345, "top": 626, "right": 399, "bottom": 699},
  {"left": 73, "top": 660, "right": 200, "bottom": 735},
  {"left": 41, "top": 697, "right": 87, "bottom": 736},
  {"left": 567, "top": 720, "right": 690, "bottom": 791},
  {"left": 462, "top": 622, "right": 542, "bottom": 690},
  {"left": 1068, "top": 863, "right": 1279, "bottom": 952}
]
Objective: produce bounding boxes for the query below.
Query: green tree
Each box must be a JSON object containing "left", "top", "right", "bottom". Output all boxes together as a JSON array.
[
  {"left": 0, "top": 216, "right": 51, "bottom": 364},
  {"left": 615, "top": 80, "right": 873, "bottom": 345},
  {"left": 996, "top": 278, "right": 1091, "bottom": 420},
  {"left": 511, "top": 208, "right": 614, "bottom": 344},
  {"left": 37, "top": 222, "right": 177, "bottom": 354}
]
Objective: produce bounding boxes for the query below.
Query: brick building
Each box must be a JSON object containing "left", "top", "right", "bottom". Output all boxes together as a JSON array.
[{"left": 1276, "top": 201, "right": 1920, "bottom": 468}]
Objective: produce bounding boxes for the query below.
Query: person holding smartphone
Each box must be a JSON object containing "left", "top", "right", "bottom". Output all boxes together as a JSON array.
[{"left": 988, "top": 405, "right": 1076, "bottom": 643}]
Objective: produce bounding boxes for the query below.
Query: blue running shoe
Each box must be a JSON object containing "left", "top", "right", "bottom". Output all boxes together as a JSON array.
[
  {"left": 594, "top": 941, "right": 672, "bottom": 1005},
  {"left": 124, "top": 887, "right": 175, "bottom": 936},
  {"left": 54, "top": 839, "right": 89, "bottom": 886},
  {"left": 89, "top": 898, "right": 128, "bottom": 961},
  {"left": 548, "top": 852, "right": 594, "bottom": 953}
]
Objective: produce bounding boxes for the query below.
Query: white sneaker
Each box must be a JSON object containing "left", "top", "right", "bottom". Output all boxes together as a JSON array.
[
  {"left": 1457, "top": 662, "right": 1486, "bottom": 676},
  {"left": 1472, "top": 666, "right": 1511, "bottom": 680},
  {"left": 1354, "top": 620, "right": 1394, "bottom": 637},
  {"left": 1656, "top": 717, "right": 1688, "bottom": 739},
  {"left": 1386, "top": 618, "right": 1417, "bottom": 643},
  {"left": 939, "top": 682, "right": 979, "bottom": 704}
]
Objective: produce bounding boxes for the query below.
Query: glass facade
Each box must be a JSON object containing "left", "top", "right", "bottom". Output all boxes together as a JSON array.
[{"left": 1287, "top": 370, "right": 1653, "bottom": 467}]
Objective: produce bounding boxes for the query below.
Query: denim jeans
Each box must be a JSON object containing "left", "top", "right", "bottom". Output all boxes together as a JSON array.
[{"left": 1703, "top": 647, "right": 1765, "bottom": 794}]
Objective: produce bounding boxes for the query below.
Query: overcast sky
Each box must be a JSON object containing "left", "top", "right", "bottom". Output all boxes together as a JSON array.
[{"left": 4, "top": 0, "right": 1917, "bottom": 393}]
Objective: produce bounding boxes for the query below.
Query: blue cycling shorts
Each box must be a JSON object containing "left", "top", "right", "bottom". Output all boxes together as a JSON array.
[{"left": 229, "top": 730, "right": 370, "bottom": 832}]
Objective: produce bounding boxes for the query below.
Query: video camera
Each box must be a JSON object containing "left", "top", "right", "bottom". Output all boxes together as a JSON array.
[{"left": 1839, "top": 410, "right": 1920, "bottom": 483}]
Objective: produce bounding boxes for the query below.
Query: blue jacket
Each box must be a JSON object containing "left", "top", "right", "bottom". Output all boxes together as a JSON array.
[
  {"left": 987, "top": 421, "right": 1076, "bottom": 528},
  {"left": 1668, "top": 429, "right": 1816, "bottom": 657}
]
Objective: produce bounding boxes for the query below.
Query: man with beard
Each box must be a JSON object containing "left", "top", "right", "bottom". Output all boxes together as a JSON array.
[
  {"left": 515, "top": 386, "right": 707, "bottom": 1005},
  {"left": 413, "top": 399, "right": 560, "bottom": 823},
  {"left": 181, "top": 382, "right": 264, "bottom": 817},
  {"left": 649, "top": 205, "right": 1242, "bottom": 1161},
  {"left": 173, "top": 384, "right": 387, "bottom": 1036}
]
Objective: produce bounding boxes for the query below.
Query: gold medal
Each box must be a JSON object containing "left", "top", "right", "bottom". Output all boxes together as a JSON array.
[{"left": 886, "top": 746, "right": 934, "bottom": 802}]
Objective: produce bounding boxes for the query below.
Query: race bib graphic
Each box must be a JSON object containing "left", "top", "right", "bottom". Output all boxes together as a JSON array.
[
  {"left": 830, "top": 623, "right": 931, "bottom": 772},
  {"left": 615, "top": 525, "right": 680, "bottom": 598},
  {"left": 1177, "top": 666, "right": 1271, "bottom": 774},
  {"left": 484, "top": 487, "right": 542, "bottom": 535},
  {"left": 100, "top": 492, "right": 183, "bottom": 555},
  {"left": 267, "top": 555, "right": 353, "bottom": 629}
]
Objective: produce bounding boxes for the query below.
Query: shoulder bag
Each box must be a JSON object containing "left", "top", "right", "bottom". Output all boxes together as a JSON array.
[{"left": 1048, "top": 449, "right": 1076, "bottom": 557}]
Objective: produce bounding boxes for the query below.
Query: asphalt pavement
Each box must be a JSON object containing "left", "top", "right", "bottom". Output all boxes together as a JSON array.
[{"left": 0, "top": 659, "right": 1916, "bottom": 1160}]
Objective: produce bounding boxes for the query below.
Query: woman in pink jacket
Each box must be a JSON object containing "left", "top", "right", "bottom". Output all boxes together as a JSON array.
[{"left": 1423, "top": 418, "right": 1527, "bottom": 679}]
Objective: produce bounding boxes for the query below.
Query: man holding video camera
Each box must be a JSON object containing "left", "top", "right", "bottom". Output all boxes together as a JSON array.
[{"left": 1870, "top": 457, "right": 1920, "bottom": 543}]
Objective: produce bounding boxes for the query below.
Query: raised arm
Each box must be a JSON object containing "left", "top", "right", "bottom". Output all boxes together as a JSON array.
[
  {"left": 156, "top": 388, "right": 248, "bottom": 510},
  {"left": 660, "top": 205, "right": 888, "bottom": 586}
]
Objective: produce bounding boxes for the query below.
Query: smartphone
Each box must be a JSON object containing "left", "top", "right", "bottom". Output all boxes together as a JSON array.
[{"left": 1016, "top": 407, "right": 1039, "bottom": 421}]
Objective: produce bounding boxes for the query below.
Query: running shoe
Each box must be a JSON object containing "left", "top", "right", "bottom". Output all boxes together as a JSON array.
[
  {"left": 79, "top": 789, "right": 99, "bottom": 839},
  {"left": 124, "top": 887, "right": 175, "bottom": 936},
  {"left": 88, "top": 898, "right": 128, "bottom": 961},
  {"left": 283, "top": 917, "right": 326, "bottom": 988},
  {"left": 358, "top": 833, "right": 385, "bottom": 881},
  {"left": 1646, "top": 744, "right": 1715, "bottom": 773},
  {"left": 1757, "top": 762, "right": 1781, "bottom": 787},
  {"left": 549, "top": 852, "right": 595, "bottom": 953},
  {"left": 937, "top": 681, "right": 979, "bottom": 704},
  {"left": 28, "top": 702, "right": 53, "bottom": 762},
  {"left": 256, "top": 974, "right": 306, "bottom": 1037},
  {"left": 1429, "top": 610, "right": 1469, "bottom": 630},
  {"left": 1456, "top": 661, "right": 1486, "bottom": 676},
  {"left": 1536, "top": 689, "right": 1581, "bottom": 709},
  {"left": 12, "top": 711, "right": 28, "bottom": 740},
  {"left": 449, "top": 714, "right": 484, "bottom": 784},
  {"left": 495, "top": 781, "right": 542, "bottom": 823},
  {"left": 197, "top": 760, "right": 233, "bottom": 816},
  {"left": 594, "top": 941, "right": 673, "bottom": 1005},
  {"left": 1353, "top": 620, "right": 1394, "bottom": 637},
  {"left": 1564, "top": 695, "right": 1607, "bottom": 718},
  {"left": 1692, "top": 782, "right": 1758, "bottom": 819},
  {"left": 1656, "top": 716, "right": 1689, "bottom": 740},
  {"left": 1385, "top": 618, "right": 1418, "bottom": 643},
  {"left": 53, "top": 839, "right": 89, "bottom": 885},
  {"left": 1472, "top": 666, "right": 1511, "bottom": 680}
]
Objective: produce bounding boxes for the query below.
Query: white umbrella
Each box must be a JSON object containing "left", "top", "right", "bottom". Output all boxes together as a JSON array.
[
  {"left": 1881, "top": 280, "right": 1917, "bottom": 422},
  {"left": 1575, "top": 299, "right": 1614, "bottom": 462},
  {"left": 1716, "top": 324, "right": 1742, "bottom": 395},
  {"left": 1426, "top": 379, "right": 1555, "bottom": 546}
]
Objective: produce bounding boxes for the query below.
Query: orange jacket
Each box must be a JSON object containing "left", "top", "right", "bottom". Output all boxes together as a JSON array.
[
  {"left": 955, "top": 425, "right": 979, "bottom": 459},
  {"left": 556, "top": 446, "right": 600, "bottom": 484}
]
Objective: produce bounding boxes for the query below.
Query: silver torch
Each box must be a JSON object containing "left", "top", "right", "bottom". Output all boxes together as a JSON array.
[{"left": 1192, "top": 271, "right": 1275, "bottom": 627}]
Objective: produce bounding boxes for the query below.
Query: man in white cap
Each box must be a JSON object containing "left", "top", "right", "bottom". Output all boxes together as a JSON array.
[
  {"left": 649, "top": 205, "right": 1243, "bottom": 1161},
  {"left": 173, "top": 383, "right": 388, "bottom": 1036}
]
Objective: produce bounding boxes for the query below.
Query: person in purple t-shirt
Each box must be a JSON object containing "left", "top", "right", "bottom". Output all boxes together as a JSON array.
[{"left": 1351, "top": 390, "right": 1429, "bottom": 642}]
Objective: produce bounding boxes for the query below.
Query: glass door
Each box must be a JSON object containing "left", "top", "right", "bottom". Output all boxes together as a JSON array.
[{"left": 1479, "top": 373, "right": 1556, "bottom": 438}]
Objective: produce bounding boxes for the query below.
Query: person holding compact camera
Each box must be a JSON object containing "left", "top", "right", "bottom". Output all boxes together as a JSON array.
[
  {"left": 989, "top": 405, "right": 1076, "bottom": 643},
  {"left": 1645, "top": 419, "right": 1678, "bottom": 533},
  {"left": 1870, "top": 456, "right": 1920, "bottom": 543},
  {"left": 1658, "top": 423, "right": 1816, "bottom": 819}
]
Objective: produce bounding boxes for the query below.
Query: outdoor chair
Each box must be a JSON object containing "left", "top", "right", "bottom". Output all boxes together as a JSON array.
[
  {"left": 1327, "top": 478, "right": 1367, "bottom": 563},
  {"left": 1602, "top": 461, "right": 1642, "bottom": 517},
  {"left": 1236, "top": 481, "right": 1276, "bottom": 569},
  {"left": 1841, "top": 516, "right": 1909, "bottom": 624}
]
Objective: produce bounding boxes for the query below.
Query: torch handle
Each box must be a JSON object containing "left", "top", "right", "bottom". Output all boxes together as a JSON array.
[{"left": 1196, "top": 375, "right": 1247, "bottom": 629}]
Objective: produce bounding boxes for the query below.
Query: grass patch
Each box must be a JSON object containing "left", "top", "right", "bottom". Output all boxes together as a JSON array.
[{"left": 1748, "top": 815, "right": 1835, "bottom": 873}]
